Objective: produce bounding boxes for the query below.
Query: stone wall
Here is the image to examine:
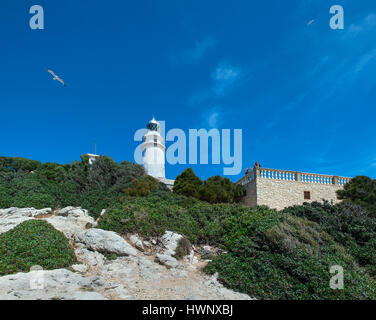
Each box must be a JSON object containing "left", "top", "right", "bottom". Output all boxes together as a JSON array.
[
  {"left": 255, "top": 178, "right": 343, "bottom": 211},
  {"left": 241, "top": 179, "right": 257, "bottom": 208},
  {"left": 238, "top": 167, "right": 350, "bottom": 211}
]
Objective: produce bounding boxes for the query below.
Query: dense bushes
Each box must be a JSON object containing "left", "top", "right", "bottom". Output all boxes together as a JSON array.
[
  {"left": 0, "top": 220, "right": 76, "bottom": 276},
  {"left": 98, "top": 195, "right": 376, "bottom": 300},
  {"left": 337, "top": 176, "right": 376, "bottom": 218},
  {"left": 0, "top": 155, "right": 158, "bottom": 218},
  {"left": 97, "top": 194, "right": 277, "bottom": 247},
  {"left": 205, "top": 214, "right": 376, "bottom": 300},
  {"left": 204, "top": 201, "right": 376, "bottom": 299},
  {"left": 124, "top": 176, "right": 159, "bottom": 197},
  {"left": 173, "top": 168, "right": 243, "bottom": 204},
  {"left": 173, "top": 168, "right": 202, "bottom": 198},
  {"left": 0, "top": 157, "right": 42, "bottom": 173},
  {"left": 200, "top": 176, "right": 244, "bottom": 203},
  {"left": 1, "top": 155, "right": 375, "bottom": 299},
  {"left": 283, "top": 201, "right": 376, "bottom": 278}
]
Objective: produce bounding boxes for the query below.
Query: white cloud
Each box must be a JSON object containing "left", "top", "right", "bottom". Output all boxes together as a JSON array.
[
  {"left": 187, "top": 90, "right": 210, "bottom": 106},
  {"left": 211, "top": 61, "right": 243, "bottom": 96},
  {"left": 348, "top": 24, "right": 363, "bottom": 33},
  {"left": 188, "top": 37, "right": 216, "bottom": 61},
  {"left": 365, "top": 13, "right": 376, "bottom": 26},
  {"left": 187, "top": 61, "right": 245, "bottom": 106},
  {"left": 171, "top": 37, "right": 216, "bottom": 64},
  {"left": 347, "top": 13, "right": 376, "bottom": 35},
  {"left": 208, "top": 111, "right": 219, "bottom": 128},
  {"left": 354, "top": 48, "right": 376, "bottom": 73}
]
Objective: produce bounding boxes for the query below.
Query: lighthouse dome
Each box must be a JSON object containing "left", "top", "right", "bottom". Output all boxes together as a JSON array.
[{"left": 147, "top": 117, "right": 159, "bottom": 132}]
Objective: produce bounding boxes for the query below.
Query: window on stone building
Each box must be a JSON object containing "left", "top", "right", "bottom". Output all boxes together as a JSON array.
[{"left": 304, "top": 191, "right": 311, "bottom": 200}]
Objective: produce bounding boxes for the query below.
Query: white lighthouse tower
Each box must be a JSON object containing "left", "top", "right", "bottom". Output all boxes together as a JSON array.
[
  {"left": 141, "top": 117, "right": 166, "bottom": 179},
  {"left": 141, "top": 117, "right": 175, "bottom": 189}
]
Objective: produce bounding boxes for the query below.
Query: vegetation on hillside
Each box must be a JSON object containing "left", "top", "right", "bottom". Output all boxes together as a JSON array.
[
  {"left": 1, "top": 156, "right": 375, "bottom": 299},
  {"left": 98, "top": 195, "right": 376, "bottom": 299},
  {"left": 206, "top": 202, "right": 376, "bottom": 299},
  {"left": 337, "top": 176, "right": 376, "bottom": 218},
  {"left": 173, "top": 168, "right": 243, "bottom": 203},
  {"left": 98, "top": 194, "right": 280, "bottom": 246},
  {"left": 0, "top": 220, "right": 76, "bottom": 276},
  {"left": 0, "top": 155, "right": 165, "bottom": 219}
]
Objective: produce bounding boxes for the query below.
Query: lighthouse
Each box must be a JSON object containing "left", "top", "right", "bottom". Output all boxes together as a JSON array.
[
  {"left": 141, "top": 117, "right": 175, "bottom": 189},
  {"left": 141, "top": 117, "right": 166, "bottom": 179}
]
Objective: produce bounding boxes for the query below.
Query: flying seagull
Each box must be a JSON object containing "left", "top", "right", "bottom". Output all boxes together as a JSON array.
[
  {"left": 307, "top": 19, "right": 315, "bottom": 26},
  {"left": 46, "top": 69, "right": 66, "bottom": 87}
]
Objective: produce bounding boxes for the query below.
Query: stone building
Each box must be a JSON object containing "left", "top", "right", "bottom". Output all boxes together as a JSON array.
[
  {"left": 237, "top": 162, "right": 352, "bottom": 210},
  {"left": 86, "top": 153, "right": 100, "bottom": 165}
]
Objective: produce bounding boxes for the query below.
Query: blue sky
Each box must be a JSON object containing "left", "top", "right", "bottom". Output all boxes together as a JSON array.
[{"left": 1, "top": 0, "right": 376, "bottom": 181}]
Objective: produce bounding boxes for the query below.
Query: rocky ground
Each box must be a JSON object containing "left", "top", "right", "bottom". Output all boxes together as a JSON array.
[{"left": 0, "top": 207, "right": 252, "bottom": 300}]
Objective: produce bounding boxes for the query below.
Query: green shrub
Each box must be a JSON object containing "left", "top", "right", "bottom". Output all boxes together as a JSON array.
[
  {"left": 205, "top": 214, "right": 376, "bottom": 300},
  {"left": 0, "top": 155, "right": 151, "bottom": 218},
  {"left": 283, "top": 201, "right": 376, "bottom": 278},
  {"left": 104, "top": 253, "right": 118, "bottom": 261},
  {"left": 0, "top": 157, "right": 41, "bottom": 173},
  {"left": 173, "top": 168, "right": 202, "bottom": 198},
  {"left": 0, "top": 220, "right": 76, "bottom": 276},
  {"left": 124, "top": 176, "right": 159, "bottom": 197},
  {"left": 1, "top": 155, "right": 375, "bottom": 300},
  {"left": 173, "top": 168, "right": 243, "bottom": 204},
  {"left": 174, "top": 237, "right": 192, "bottom": 260},
  {"left": 98, "top": 194, "right": 376, "bottom": 300},
  {"left": 337, "top": 176, "right": 376, "bottom": 218},
  {"left": 199, "top": 175, "right": 244, "bottom": 204}
]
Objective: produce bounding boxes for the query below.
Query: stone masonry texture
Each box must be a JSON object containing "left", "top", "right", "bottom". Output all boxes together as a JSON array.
[{"left": 241, "top": 175, "right": 345, "bottom": 210}]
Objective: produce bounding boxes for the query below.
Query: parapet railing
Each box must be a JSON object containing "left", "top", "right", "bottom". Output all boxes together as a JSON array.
[{"left": 237, "top": 167, "right": 351, "bottom": 187}]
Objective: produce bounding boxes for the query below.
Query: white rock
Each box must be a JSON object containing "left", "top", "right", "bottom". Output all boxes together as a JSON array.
[
  {"left": 156, "top": 253, "right": 179, "bottom": 269},
  {"left": 75, "top": 248, "right": 104, "bottom": 267},
  {"left": 0, "top": 208, "right": 52, "bottom": 234},
  {"left": 135, "top": 240, "right": 145, "bottom": 252},
  {"left": 185, "top": 295, "right": 203, "bottom": 300},
  {"left": 137, "top": 256, "right": 164, "bottom": 281},
  {"left": 160, "top": 231, "right": 183, "bottom": 256},
  {"left": 56, "top": 206, "right": 76, "bottom": 217},
  {"left": 0, "top": 207, "right": 254, "bottom": 300},
  {"left": 0, "top": 269, "right": 118, "bottom": 300},
  {"left": 0, "top": 213, "right": 32, "bottom": 234},
  {"left": 71, "top": 292, "right": 107, "bottom": 300},
  {"left": 204, "top": 272, "right": 252, "bottom": 300},
  {"left": 129, "top": 234, "right": 140, "bottom": 244},
  {"left": 130, "top": 235, "right": 145, "bottom": 252},
  {"left": 76, "top": 228, "right": 138, "bottom": 257},
  {"left": 33, "top": 208, "right": 52, "bottom": 216},
  {"left": 143, "top": 240, "right": 152, "bottom": 248},
  {"left": 105, "top": 285, "right": 133, "bottom": 300},
  {"left": 46, "top": 207, "right": 96, "bottom": 241},
  {"left": 203, "top": 245, "right": 212, "bottom": 253},
  {"left": 0, "top": 207, "right": 52, "bottom": 218},
  {"left": 102, "top": 257, "right": 139, "bottom": 279},
  {"left": 187, "top": 251, "right": 199, "bottom": 266},
  {"left": 71, "top": 264, "right": 88, "bottom": 274}
]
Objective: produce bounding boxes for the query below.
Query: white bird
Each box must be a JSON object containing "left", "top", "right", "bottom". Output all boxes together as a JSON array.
[
  {"left": 46, "top": 69, "right": 66, "bottom": 86},
  {"left": 307, "top": 19, "right": 315, "bottom": 26}
]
